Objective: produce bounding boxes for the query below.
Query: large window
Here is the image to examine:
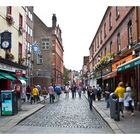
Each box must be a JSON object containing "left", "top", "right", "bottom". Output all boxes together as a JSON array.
[
  {"left": 117, "top": 33, "right": 121, "bottom": 52},
  {"left": 19, "top": 14, "right": 23, "bottom": 27},
  {"left": 116, "top": 7, "right": 120, "bottom": 19},
  {"left": 110, "top": 41, "right": 112, "bottom": 53},
  {"left": 18, "top": 43, "right": 22, "bottom": 62},
  {"left": 104, "top": 22, "right": 106, "bottom": 38},
  {"left": 128, "top": 20, "right": 133, "bottom": 46},
  {"left": 100, "top": 30, "right": 102, "bottom": 44},
  {"left": 42, "top": 38, "right": 50, "bottom": 50},
  {"left": 37, "top": 54, "right": 43, "bottom": 64},
  {"left": 7, "top": 6, "right": 12, "bottom": 15}
]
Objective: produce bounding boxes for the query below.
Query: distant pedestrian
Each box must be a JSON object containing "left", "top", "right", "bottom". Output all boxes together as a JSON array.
[
  {"left": 26, "top": 85, "right": 31, "bottom": 102},
  {"left": 71, "top": 84, "right": 76, "bottom": 99},
  {"left": 124, "top": 86, "right": 134, "bottom": 116},
  {"left": 65, "top": 85, "right": 70, "bottom": 97},
  {"left": 31, "top": 85, "right": 39, "bottom": 104},
  {"left": 42, "top": 87, "right": 48, "bottom": 103},
  {"left": 104, "top": 83, "right": 111, "bottom": 108},
  {"left": 55, "top": 85, "right": 62, "bottom": 101},
  {"left": 48, "top": 83, "right": 55, "bottom": 103},
  {"left": 92, "top": 86, "right": 97, "bottom": 101},
  {"left": 88, "top": 86, "right": 94, "bottom": 110},
  {"left": 15, "top": 84, "right": 22, "bottom": 111},
  {"left": 77, "top": 85, "right": 82, "bottom": 98},
  {"left": 96, "top": 84, "right": 102, "bottom": 101},
  {"left": 114, "top": 82, "right": 125, "bottom": 117}
]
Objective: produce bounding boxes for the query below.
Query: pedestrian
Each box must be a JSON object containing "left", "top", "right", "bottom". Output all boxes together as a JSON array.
[
  {"left": 104, "top": 83, "right": 111, "bottom": 108},
  {"left": 54, "top": 85, "right": 62, "bottom": 101},
  {"left": 42, "top": 87, "right": 48, "bottom": 103},
  {"left": 26, "top": 85, "right": 31, "bottom": 102},
  {"left": 31, "top": 85, "right": 39, "bottom": 104},
  {"left": 65, "top": 84, "right": 70, "bottom": 97},
  {"left": 96, "top": 84, "right": 102, "bottom": 101},
  {"left": 15, "top": 84, "right": 22, "bottom": 111},
  {"left": 92, "top": 86, "right": 97, "bottom": 101},
  {"left": 114, "top": 82, "right": 125, "bottom": 117},
  {"left": 124, "top": 85, "right": 135, "bottom": 116},
  {"left": 77, "top": 85, "right": 82, "bottom": 98},
  {"left": 48, "top": 83, "right": 55, "bottom": 103},
  {"left": 71, "top": 84, "right": 76, "bottom": 99},
  {"left": 88, "top": 86, "right": 94, "bottom": 110}
]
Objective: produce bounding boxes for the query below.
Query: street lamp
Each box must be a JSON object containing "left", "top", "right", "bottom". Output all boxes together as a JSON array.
[{"left": 98, "top": 55, "right": 103, "bottom": 90}]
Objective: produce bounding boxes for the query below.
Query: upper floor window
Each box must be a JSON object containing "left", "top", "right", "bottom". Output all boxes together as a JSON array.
[
  {"left": 97, "top": 36, "right": 99, "bottom": 48},
  {"left": 117, "top": 33, "right": 121, "bottom": 52},
  {"left": 104, "top": 47, "right": 106, "bottom": 56},
  {"left": 100, "top": 30, "right": 102, "bottom": 44},
  {"left": 18, "top": 43, "right": 22, "bottom": 62},
  {"left": 128, "top": 20, "right": 133, "bottom": 46},
  {"left": 42, "top": 38, "right": 50, "bottom": 50},
  {"left": 19, "top": 14, "right": 23, "bottom": 27},
  {"left": 116, "top": 7, "right": 120, "bottom": 20},
  {"left": 109, "top": 12, "right": 112, "bottom": 30},
  {"left": 37, "top": 54, "right": 43, "bottom": 64},
  {"left": 7, "top": 6, "right": 12, "bottom": 15},
  {"left": 104, "top": 22, "right": 106, "bottom": 38},
  {"left": 110, "top": 41, "right": 112, "bottom": 53}
]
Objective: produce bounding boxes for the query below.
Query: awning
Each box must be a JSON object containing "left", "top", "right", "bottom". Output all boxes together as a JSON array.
[
  {"left": 10, "top": 73, "right": 28, "bottom": 81},
  {"left": 0, "top": 71, "right": 16, "bottom": 80},
  {"left": 117, "top": 56, "right": 140, "bottom": 72},
  {"left": 0, "top": 75, "right": 6, "bottom": 79},
  {"left": 102, "top": 71, "right": 117, "bottom": 80}
]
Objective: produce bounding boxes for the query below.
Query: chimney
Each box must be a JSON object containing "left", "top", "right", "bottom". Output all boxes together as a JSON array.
[{"left": 52, "top": 14, "right": 57, "bottom": 28}]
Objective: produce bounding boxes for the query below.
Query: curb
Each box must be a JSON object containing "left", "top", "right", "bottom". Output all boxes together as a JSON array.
[{"left": 83, "top": 94, "right": 123, "bottom": 134}]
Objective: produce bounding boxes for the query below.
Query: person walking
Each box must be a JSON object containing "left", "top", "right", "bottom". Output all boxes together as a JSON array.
[
  {"left": 96, "top": 84, "right": 102, "bottom": 101},
  {"left": 71, "top": 84, "right": 76, "bottom": 99},
  {"left": 65, "top": 84, "right": 70, "bottom": 97},
  {"left": 48, "top": 83, "right": 55, "bottom": 103},
  {"left": 26, "top": 85, "right": 31, "bottom": 102},
  {"left": 114, "top": 82, "right": 125, "bottom": 117},
  {"left": 124, "top": 86, "right": 135, "bottom": 116},
  {"left": 42, "top": 87, "right": 48, "bottom": 103},
  {"left": 92, "top": 86, "right": 97, "bottom": 101},
  {"left": 31, "top": 85, "right": 39, "bottom": 104},
  {"left": 15, "top": 84, "right": 22, "bottom": 111},
  {"left": 77, "top": 85, "right": 82, "bottom": 98},
  {"left": 55, "top": 85, "right": 62, "bottom": 101},
  {"left": 104, "top": 83, "right": 111, "bottom": 108},
  {"left": 88, "top": 86, "right": 94, "bottom": 110}
]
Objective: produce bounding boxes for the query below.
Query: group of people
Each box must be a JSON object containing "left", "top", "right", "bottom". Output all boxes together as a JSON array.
[{"left": 104, "top": 82, "right": 135, "bottom": 117}]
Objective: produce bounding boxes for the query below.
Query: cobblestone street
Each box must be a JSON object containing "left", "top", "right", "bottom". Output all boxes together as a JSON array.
[{"left": 7, "top": 93, "right": 113, "bottom": 133}]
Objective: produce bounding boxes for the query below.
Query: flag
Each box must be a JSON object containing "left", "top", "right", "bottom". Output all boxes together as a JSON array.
[{"left": 31, "top": 41, "right": 41, "bottom": 55}]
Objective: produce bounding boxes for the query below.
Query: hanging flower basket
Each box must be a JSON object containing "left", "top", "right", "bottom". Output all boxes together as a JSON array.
[
  {"left": 5, "top": 52, "right": 14, "bottom": 60},
  {"left": 6, "top": 14, "right": 14, "bottom": 25},
  {"left": 18, "top": 26, "right": 24, "bottom": 35}
]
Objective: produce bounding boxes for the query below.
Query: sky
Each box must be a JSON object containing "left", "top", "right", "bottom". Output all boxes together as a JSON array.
[
  {"left": 34, "top": 0, "right": 107, "bottom": 71},
  {"left": 1, "top": 0, "right": 140, "bottom": 71}
]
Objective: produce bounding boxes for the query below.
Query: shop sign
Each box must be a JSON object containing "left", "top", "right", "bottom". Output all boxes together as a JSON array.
[
  {"left": 118, "top": 57, "right": 140, "bottom": 72},
  {"left": 1, "top": 31, "right": 11, "bottom": 49},
  {"left": 15, "top": 70, "right": 22, "bottom": 76},
  {"left": 112, "top": 55, "right": 133, "bottom": 71},
  {"left": 0, "top": 62, "right": 26, "bottom": 74}
]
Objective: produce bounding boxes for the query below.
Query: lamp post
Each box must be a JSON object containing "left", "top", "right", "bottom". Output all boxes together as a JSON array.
[{"left": 98, "top": 56, "right": 103, "bottom": 90}]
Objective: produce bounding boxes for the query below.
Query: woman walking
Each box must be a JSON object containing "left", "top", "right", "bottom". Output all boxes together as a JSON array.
[{"left": 114, "top": 82, "right": 125, "bottom": 117}]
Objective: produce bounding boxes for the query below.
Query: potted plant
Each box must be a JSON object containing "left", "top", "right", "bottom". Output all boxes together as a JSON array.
[
  {"left": 5, "top": 51, "right": 14, "bottom": 60},
  {"left": 6, "top": 14, "right": 14, "bottom": 25},
  {"left": 18, "top": 26, "right": 24, "bottom": 35}
]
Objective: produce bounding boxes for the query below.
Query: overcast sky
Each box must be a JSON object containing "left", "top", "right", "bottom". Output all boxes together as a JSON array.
[
  {"left": 34, "top": 0, "right": 108, "bottom": 71},
  {"left": 1, "top": 0, "right": 140, "bottom": 71}
]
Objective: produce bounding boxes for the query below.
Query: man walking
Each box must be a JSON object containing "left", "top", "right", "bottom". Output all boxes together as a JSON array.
[{"left": 48, "top": 83, "right": 55, "bottom": 104}]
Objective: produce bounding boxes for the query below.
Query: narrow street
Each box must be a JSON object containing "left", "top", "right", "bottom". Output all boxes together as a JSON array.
[{"left": 6, "top": 93, "right": 113, "bottom": 133}]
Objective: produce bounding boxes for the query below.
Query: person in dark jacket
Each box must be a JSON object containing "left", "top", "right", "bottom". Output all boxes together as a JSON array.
[
  {"left": 26, "top": 85, "right": 31, "bottom": 102},
  {"left": 88, "top": 86, "right": 94, "bottom": 110}
]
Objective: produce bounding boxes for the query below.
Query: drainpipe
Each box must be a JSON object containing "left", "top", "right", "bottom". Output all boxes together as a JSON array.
[{"left": 136, "top": 6, "right": 139, "bottom": 43}]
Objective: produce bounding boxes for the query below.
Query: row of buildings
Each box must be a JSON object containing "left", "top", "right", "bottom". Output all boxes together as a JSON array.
[
  {"left": 82, "top": 6, "right": 140, "bottom": 109},
  {"left": 0, "top": 6, "right": 64, "bottom": 91}
]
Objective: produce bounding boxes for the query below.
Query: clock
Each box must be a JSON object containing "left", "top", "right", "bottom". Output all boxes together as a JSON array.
[{"left": 2, "top": 41, "right": 9, "bottom": 49}]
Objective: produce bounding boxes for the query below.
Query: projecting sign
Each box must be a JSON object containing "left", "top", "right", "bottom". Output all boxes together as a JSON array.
[{"left": 0, "top": 31, "right": 11, "bottom": 49}]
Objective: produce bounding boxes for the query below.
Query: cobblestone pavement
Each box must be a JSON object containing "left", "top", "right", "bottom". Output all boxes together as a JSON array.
[{"left": 7, "top": 93, "right": 113, "bottom": 133}]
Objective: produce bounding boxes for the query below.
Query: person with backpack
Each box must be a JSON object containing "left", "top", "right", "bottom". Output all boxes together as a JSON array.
[
  {"left": 124, "top": 85, "right": 135, "bottom": 116},
  {"left": 54, "top": 85, "right": 62, "bottom": 101}
]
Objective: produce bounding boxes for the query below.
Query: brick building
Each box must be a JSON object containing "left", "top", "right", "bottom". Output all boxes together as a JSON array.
[
  {"left": 89, "top": 7, "right": 140, "bottom": 108},
  {"left": 32, "top": 13, "right": 64, "bottom": 87}
]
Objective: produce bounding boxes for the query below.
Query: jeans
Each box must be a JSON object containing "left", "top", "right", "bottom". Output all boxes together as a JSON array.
[
  {"left": 128, "top": 100, "right": 134, "bottom": 113},
  {"left": 89, "top": 97, "right": 93, "bottom": 110},
  {"left": 50, "top": 94, "right": 54, "bottom": 103}
]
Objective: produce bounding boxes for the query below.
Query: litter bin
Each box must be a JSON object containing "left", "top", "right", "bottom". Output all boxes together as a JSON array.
[
  {"left": 1, "top": 90, "right": 18, "bottom": 116},
  {"left": 109, "top": 93, "right": 120, "bottom": 121}
]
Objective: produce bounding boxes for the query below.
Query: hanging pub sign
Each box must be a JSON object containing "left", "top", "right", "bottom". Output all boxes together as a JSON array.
[
  {"left": 0, "top": 31, "right": 12, "bottom": 49},
  {"left": 15, "top": 70, "right": 22, "bottom": 76}
]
